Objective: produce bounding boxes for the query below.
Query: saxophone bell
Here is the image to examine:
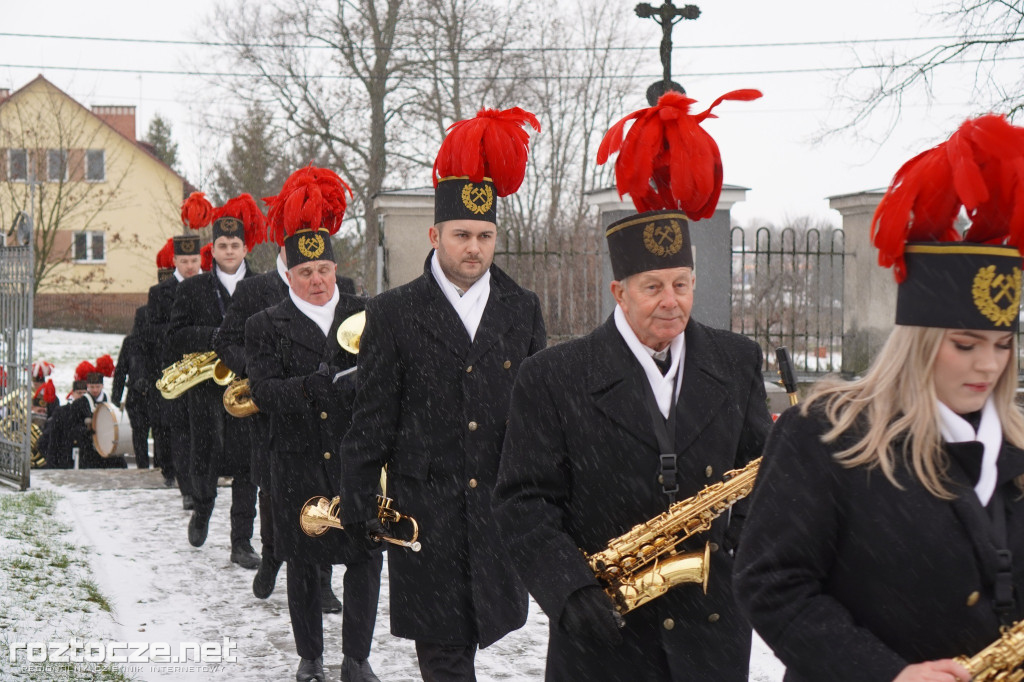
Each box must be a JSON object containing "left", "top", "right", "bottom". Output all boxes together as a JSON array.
[{"left": 223, "top": 378, "right": 259, "bottom": 417}]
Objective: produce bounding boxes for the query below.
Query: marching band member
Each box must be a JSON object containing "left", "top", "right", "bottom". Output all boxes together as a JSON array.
[
  {"left": 735, "top": 115, "right": 1024, "bottom": 682},
  {"left": 69, "top": 358, "right": 124, "bottom": 469},
  {"left": 340, "top": 107, "right": 546, "bottom": 682},
  {"left": 112, "top": 305, "right": 155, "bottom": 468},
  {"left": 493, "top": 89, "right": 769, "bottom": 681},
  {"left": 31, "top": 361, "right": 57, "bottom": 418},
  {"left": 246, "top": 166, "right": 382, "bottom": 682},
  {"left": 169, "top": 194, "right": 262, "bottom": 568}
]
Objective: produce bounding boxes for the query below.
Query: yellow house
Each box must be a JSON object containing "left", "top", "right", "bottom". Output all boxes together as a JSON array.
[{"left": 0, "top": 75, "right": 191, "bottom": 331}]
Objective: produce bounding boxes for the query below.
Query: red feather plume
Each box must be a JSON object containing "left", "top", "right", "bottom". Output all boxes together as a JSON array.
[
  {"left": 265, "top": 166, "right": 353, "bottom": 246},
  {"left": 32, "top": 360, "right": 54, "bottom": 380},
  {"left": 156, "top": 238, "right": 175, "bottom": 269},
  {"left": 35, "top": 380, "right": 56, "bottom": 403},
  {"left": 181, "top": 192, "right": 214, "bottom": 230},
  {"left": 215, "top": 194, "right": 267, "bottom": 250},
  {"left": 74, "top": 361, "right": 95, "bottom": 382},
  {"left": 871, "top": 114, "right": 1024, "bottom": 281},
  {"left": 95, "top": 354, "right": 115, "bottom": 378},
  {"left": 200, "top": 243, "right": 213, "bottom": 272},
  {"left": 432, "top": 107, "right": 541, "bottom": 197},
  {"left": 597, "top": 89, "right": 762, "bottom": 220}
]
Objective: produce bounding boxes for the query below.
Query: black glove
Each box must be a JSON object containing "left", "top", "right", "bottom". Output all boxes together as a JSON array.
[
  {"left": 560, "top": 585, "right": 624, "bottom": 647},
  {"left": 303, "top": 372, "right": 333, "bottom": 404},
  {"left": 132, "top": 377, "right": 149, "bottom": 395},
  {"left": 343, "top": 518, "right": 386, "bottom": 552},
  {"left": 208, "top": 327, "right": 221, "bottom": 350}
]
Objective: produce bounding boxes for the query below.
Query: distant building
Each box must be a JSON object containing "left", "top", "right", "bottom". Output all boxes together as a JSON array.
[{"left": 0, "top": 75, "right": 192, "bottom": 331}]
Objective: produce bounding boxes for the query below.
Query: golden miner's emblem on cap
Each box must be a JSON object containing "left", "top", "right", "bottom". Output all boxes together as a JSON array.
[
  {"left": 461, "top": 182, "right": 494, "bottom": 215},
  {"left": 219, "top": 217, "right": 242, "bottom": 234},
  {"left": 179, "top": 239, "right": 195, "bottom": 253},
  {"left": 643, "top": 220, "right": 684, "bottom": 258},
  {"left": 298, "top": 233, "right": 326, "bottom": 260},
  {"left": 972, "top": 265, "right": 1022, "bottom": 327}
]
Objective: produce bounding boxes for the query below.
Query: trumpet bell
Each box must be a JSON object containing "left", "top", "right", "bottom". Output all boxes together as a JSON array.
[
  {"left": 299, "top": 496, "right": 343, "bottom": 537},
  {"left": 337, "top": 311, "right": 366, "bottom": 355}
]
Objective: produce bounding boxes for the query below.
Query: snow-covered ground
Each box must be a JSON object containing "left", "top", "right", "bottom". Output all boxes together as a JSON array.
[{"left": 3, "top": 329, "right": 787, "bottom": 681}]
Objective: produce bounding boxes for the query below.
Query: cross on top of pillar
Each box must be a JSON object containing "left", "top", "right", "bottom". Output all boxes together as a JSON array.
[{"left": 634, "top": 1, "right": 701, "bottom": 105}]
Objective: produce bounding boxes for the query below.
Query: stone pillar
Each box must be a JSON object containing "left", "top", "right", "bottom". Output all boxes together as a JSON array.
[
  {"left": 828, "top": 190, "right": 893, "bottom": 376},
  {"left": 371, "top": 188, "right": 435, "bottom": 293},
  {"left": 584, "top": 185, "right": 748, "bottom": 330}
]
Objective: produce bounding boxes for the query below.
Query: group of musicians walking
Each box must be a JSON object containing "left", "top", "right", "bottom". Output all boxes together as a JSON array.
[{"left": 23, "top": 90, "right": 1024, "bottom": 682}]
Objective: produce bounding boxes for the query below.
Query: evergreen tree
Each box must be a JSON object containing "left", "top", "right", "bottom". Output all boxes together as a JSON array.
[{"left": 144, "top": 114, "right": 179, "bottom": 170}]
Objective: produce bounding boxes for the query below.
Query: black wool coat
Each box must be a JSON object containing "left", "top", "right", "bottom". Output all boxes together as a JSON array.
[
  {"left": 169, "top": 264, "right": 258, "bottom": 476},
  {"left": 493, "top": 316, "right": 771, "bottom": 682},
  {"left": 147, "top": 275, "right": 182, "bottom": 431},
  {"left": 340, "top": 254, "right": 546, "bottom": 648},
  {"left": 734, "top": 407, "right": 1024, "bottom": 682},
  {"left": 246, "top": 294, "right": 372, "bottom": 564}
]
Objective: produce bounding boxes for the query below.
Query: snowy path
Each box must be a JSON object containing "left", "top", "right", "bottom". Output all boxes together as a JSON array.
[{"left": 15, "top": 470, "right": 784, "bottom": 681}]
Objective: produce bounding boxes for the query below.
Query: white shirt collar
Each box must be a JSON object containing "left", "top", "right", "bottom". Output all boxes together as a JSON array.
[
  {"left": 430, "top": 251, "right": 491, "bottom": 341},
  {"left": 172, "top": 268, "right": 184, "bottom": 282},
  {"left": 276, "top": 254, "right": 289, "bottom": 287},
  {"left": 613, "top": 305, "right": 685, "bottom": 419},
  {"left": 289, "top": 285, "right": 340, "bottom": 337},
  {"left": 215, "top": 260, "right": 247, "bottom": 296}
]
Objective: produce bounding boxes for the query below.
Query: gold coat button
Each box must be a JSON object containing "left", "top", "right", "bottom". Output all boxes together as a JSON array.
[
  {"left": 323, "top": 452, "right": 331, "bottom": 460},
  {"left": 503, "top": 360, "right": 512, "bottom": 369},
  {"left": 469, "top": 478, "right": 478, "bottom": 488},
  {"left": 468, "top": 421, "right": 478, "bottom": 431},
  {"left": 466, "top": 365, "right": 473, "bottom": 373},
  {"left": 708, "top": 613, "right": 720, "bottom": 623},
  {"left": 967, "top": 591, "right": 981, "bottom": 607},
  {"left": 662, "top": 618, "right": 675, "bottom": 630},
  {"left": 705, "top": 466, "right": 713, "bottom": 478},
  {"left": 320, "top": 412, "right": 328, "bottom": 420},
  {"left": 708, "top": 542, "right": 719, "bottom": 552}
]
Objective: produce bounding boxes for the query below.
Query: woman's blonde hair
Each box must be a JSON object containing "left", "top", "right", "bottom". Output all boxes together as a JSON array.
[{"left": 801, "top": 325, "right": 1024, "bottom": 498}]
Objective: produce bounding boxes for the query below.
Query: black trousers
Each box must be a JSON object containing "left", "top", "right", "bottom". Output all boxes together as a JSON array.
[
  {"left": 258, "top": 488, "right": 275, "bottom": 557},
  {"left": 161, "top": 398, "right": 192, "bottom": 498},
  {"left": 125, "top": 395, "right": 151, "bottom": 468},
  {"left": 415, "top": 641, "right": 479, "bottom": 682},
  {"left": 191, "top": 471, "right": 258, "bottom": 544},
  {"left": 287, "top": 554, "right": 383, "bottom": 660}
]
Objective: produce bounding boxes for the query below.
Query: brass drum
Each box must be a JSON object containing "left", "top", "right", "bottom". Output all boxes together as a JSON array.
[{"left": 92, "top": 403, "right": 134, "bottom": 458}]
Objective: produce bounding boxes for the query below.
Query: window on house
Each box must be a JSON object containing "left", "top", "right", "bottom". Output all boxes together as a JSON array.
[
  {"left": 85, "top": 149, "right": 105, "bottom": 182},
  {"left": 72, "top": 231, "right": 105, "bottom": 263},
  {"left": 47, "top": 149, "right": 68, "bottom": 182},
  {"left": 8, "top": 149, "right": 27, "bottom": 182}
]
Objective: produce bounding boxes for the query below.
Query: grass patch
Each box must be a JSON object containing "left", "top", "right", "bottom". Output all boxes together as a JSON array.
[{"left": 78, "top": 578, "right": 112, "bottom": 613}]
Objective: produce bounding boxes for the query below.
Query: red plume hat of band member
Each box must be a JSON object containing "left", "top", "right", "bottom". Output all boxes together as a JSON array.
[
  {"left": 215, "top": 193, "right": 267, "bottom": 250},
  {"left": 200, "top": 243, "right": 213, "bottom": 272},
  {"left": 872, "top": 113, "right": 1024, "bottom": 282},
  {"left": 156, "top": 238, "right": 175, "bottom": 269},
  {"left": 32, "top": 360, "right": 54, "bottom": 381},
  {"left": 74, "top": 361, "right": 95, "bottom": 382},
  {"left": 265, "top": 166, "right": 352, "bottom": 246},
  {"left": 181, "top": 192, "right": 214, "bottom": 230},
  {"left": 34, "top": 380, "right": 56, "bottom": 403},
  {"left": 432, "top": 107, "right": 541, "bottom": 197},
  {"left": 95, "top": 354, "right": 115, "bottom": 378},
  {"left": 597, "top": 89, "right": 762, "bottom": 220}
]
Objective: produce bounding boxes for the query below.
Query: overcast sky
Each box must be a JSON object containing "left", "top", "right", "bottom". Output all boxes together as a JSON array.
[{"left": 0, "top": 0, "right": 1009, "bottom": 228}]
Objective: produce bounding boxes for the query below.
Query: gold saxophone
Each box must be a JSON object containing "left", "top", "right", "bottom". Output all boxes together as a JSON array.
[
  {"left": 586, "top": 457, "right": 760, "bottom": 614},
  {"left": 223, "top": 379, "right": 258, "bottom": 418},
  {"left": 156, "top": 351, "right": 235, "bottom": 399},
  {"left": 955, "top": 620, "right": 1024, "bottom": 681},
  {"left": 0, "top": 387, "right": 43, "bottom": 467}
]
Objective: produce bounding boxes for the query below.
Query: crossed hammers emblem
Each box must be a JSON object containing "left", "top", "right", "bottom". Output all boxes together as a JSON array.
[
  {"left": 992, "top": 274, "right": 1015, "bottom": 305},
  {"left": 653, "top": 224, "right": 676, "bottom": 247},
  {"left": 469, "top": 187, "right": 489, "bottom": 206}
]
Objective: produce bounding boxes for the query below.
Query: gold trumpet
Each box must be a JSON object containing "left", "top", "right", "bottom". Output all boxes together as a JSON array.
[
  {"left": 299, "top": 493, "right": 422, "bottom": 552},
  {"left": 337, "top": 311, "right": 365, "bottom": 354},
  {"left": 157, "top": 351, "right": 235, "bottom": 399}
]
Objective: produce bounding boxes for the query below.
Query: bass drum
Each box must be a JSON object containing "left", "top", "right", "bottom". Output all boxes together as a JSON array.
[{"left": 92, "top": 403, "right": 134, "bottom": 458}]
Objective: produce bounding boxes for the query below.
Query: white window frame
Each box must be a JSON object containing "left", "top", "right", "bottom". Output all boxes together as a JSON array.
[
  {"left": 72, "top": 231, "right": 106, "bottom": 264},
  {"left": 7, "top": 148, "right": 28, "bottom": 182},
  {"left": 47, "top": 149, "right": 68, "bottom": 182},
  {"left": 85, "top": 149, "right": 105, "bottom": 183}
]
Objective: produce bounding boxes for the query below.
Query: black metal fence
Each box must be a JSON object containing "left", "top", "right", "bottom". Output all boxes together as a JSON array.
[{"left": 731, "top": 226, "right": 845, "bottom": 377}]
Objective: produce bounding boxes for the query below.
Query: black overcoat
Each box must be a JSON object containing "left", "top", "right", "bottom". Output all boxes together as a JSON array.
[
  {"left": 169, "top": 264, "right": 257, "bottom": 476},
  {"left": 246, "top": 294, "right": 371, "bottom": 564},
  {"left": 734, "top": 407, "right": 1024, "bottom": 682},
  {"left": 147, "top": 275, "right": 181, "bottom": 431},
  {"left": 340, "top": 254, "right": 546, "bottom": 648},
  {"left": 493, "top": 316, "right": 771, "bottom": 681}
]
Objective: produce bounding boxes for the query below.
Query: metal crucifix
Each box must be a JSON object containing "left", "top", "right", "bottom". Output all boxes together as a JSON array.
[{"left": 635, "top": 1, "right": 701, "bottom": 105}]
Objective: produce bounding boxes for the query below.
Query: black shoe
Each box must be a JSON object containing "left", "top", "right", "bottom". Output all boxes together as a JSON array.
[
  {"left": 252, "top": 556, "right": 282, "bottom": 599},
  {"left": 182, "top": 495, "right": 194, "bottom": 511},
  {"left": 321, "top": 570, "right": 341, "bottom": 613},
  {"left": 340, "top": 657, "right": 380, "bottom": 682},
  {"left": 163, "top": 476, "right": 176, "bottom": 488},
  {"left": 296, "top": 656, "right": 325, "bottom": 682},
  {"left": 231, "top": 541, "right": 261, "bottom": 570},
  {"left": 187, "top": 509, "right": 210, "bottom": 547}
]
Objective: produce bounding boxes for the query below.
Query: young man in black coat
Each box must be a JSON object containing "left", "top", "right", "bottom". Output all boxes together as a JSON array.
[
  {"left": 149, "top": 234, "right": 203, "bottom": 497},
  {"left": 341, "top": 108, "right": 546, "bottom": 681},
  {"left": 169, "top": 209, "right": 259, "bottom": 568},
  {"left": 248, "top": 167, "right": 382, "bottom": 682},
  {"left": 70, "top": 370, "right": 127, "bottom": 470},
  {"left": 492, "top": 93, "right": 771, "bottom": 681},
  {"left": 112, "top": 306, "right": 153, "bottom": 468}
]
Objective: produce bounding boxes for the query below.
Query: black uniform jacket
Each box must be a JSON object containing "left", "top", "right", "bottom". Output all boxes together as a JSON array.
[
  {"left": 734, "top": 406, "right": 1024, "bottom": 682},
  {"left": 246, "top": 293, "right": 371, "bottom": 564},
  {"left": 169, "top": 263, "right": 258, "bottom": 475},
  {"left": 147, "top": 275, "right": 181, "bottom": 431},
  {"left": 493, "top": 315, "right": 771, "bottom": 681},
  {"left": 340, "top": 254, "right": 546, "bottom": 647},
  {"left": 112, "top": 307, "right": 150, "bottom": 413}
]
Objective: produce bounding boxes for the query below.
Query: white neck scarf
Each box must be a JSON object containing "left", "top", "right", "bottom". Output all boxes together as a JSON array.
[
  {"left": 173, "top": 269, "right": 184, "bottom": 283},
  {"left": 289, "top": 285, "right": 340, "bottom": 337},
  {"left": 614, "top": 305, "right": 686, "bottom": 419},
  {"left": 938, "top": 397, "right": 1002, "bottom": 506},
  {"left": 215, "top": 260, "right": 247, "bottom": 296},
  {"left": 276, "top": 254, "right": 289, "bottom": 287},
  {"left": 430, "top": 251, "right": 491, "bottom": 341}
]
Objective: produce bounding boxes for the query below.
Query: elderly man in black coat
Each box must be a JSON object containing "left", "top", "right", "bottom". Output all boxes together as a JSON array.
[
  {"left": 248, "top": 168, "right": 382, "bottom": 682},
  {"left": 169, "top": 214, "right": 259, "bottom": 568},
  {"left": 493, "top": 213, "right": 771, "bottom": 676},
  {"left": 341, "top": 108, "right": 546, "bottom": 681},
  {"left": 217, "top": 245, "right": 356, "bottom": 607},
  {"left": 149, "top": 235, "right": 203, "bottom": 497}
]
